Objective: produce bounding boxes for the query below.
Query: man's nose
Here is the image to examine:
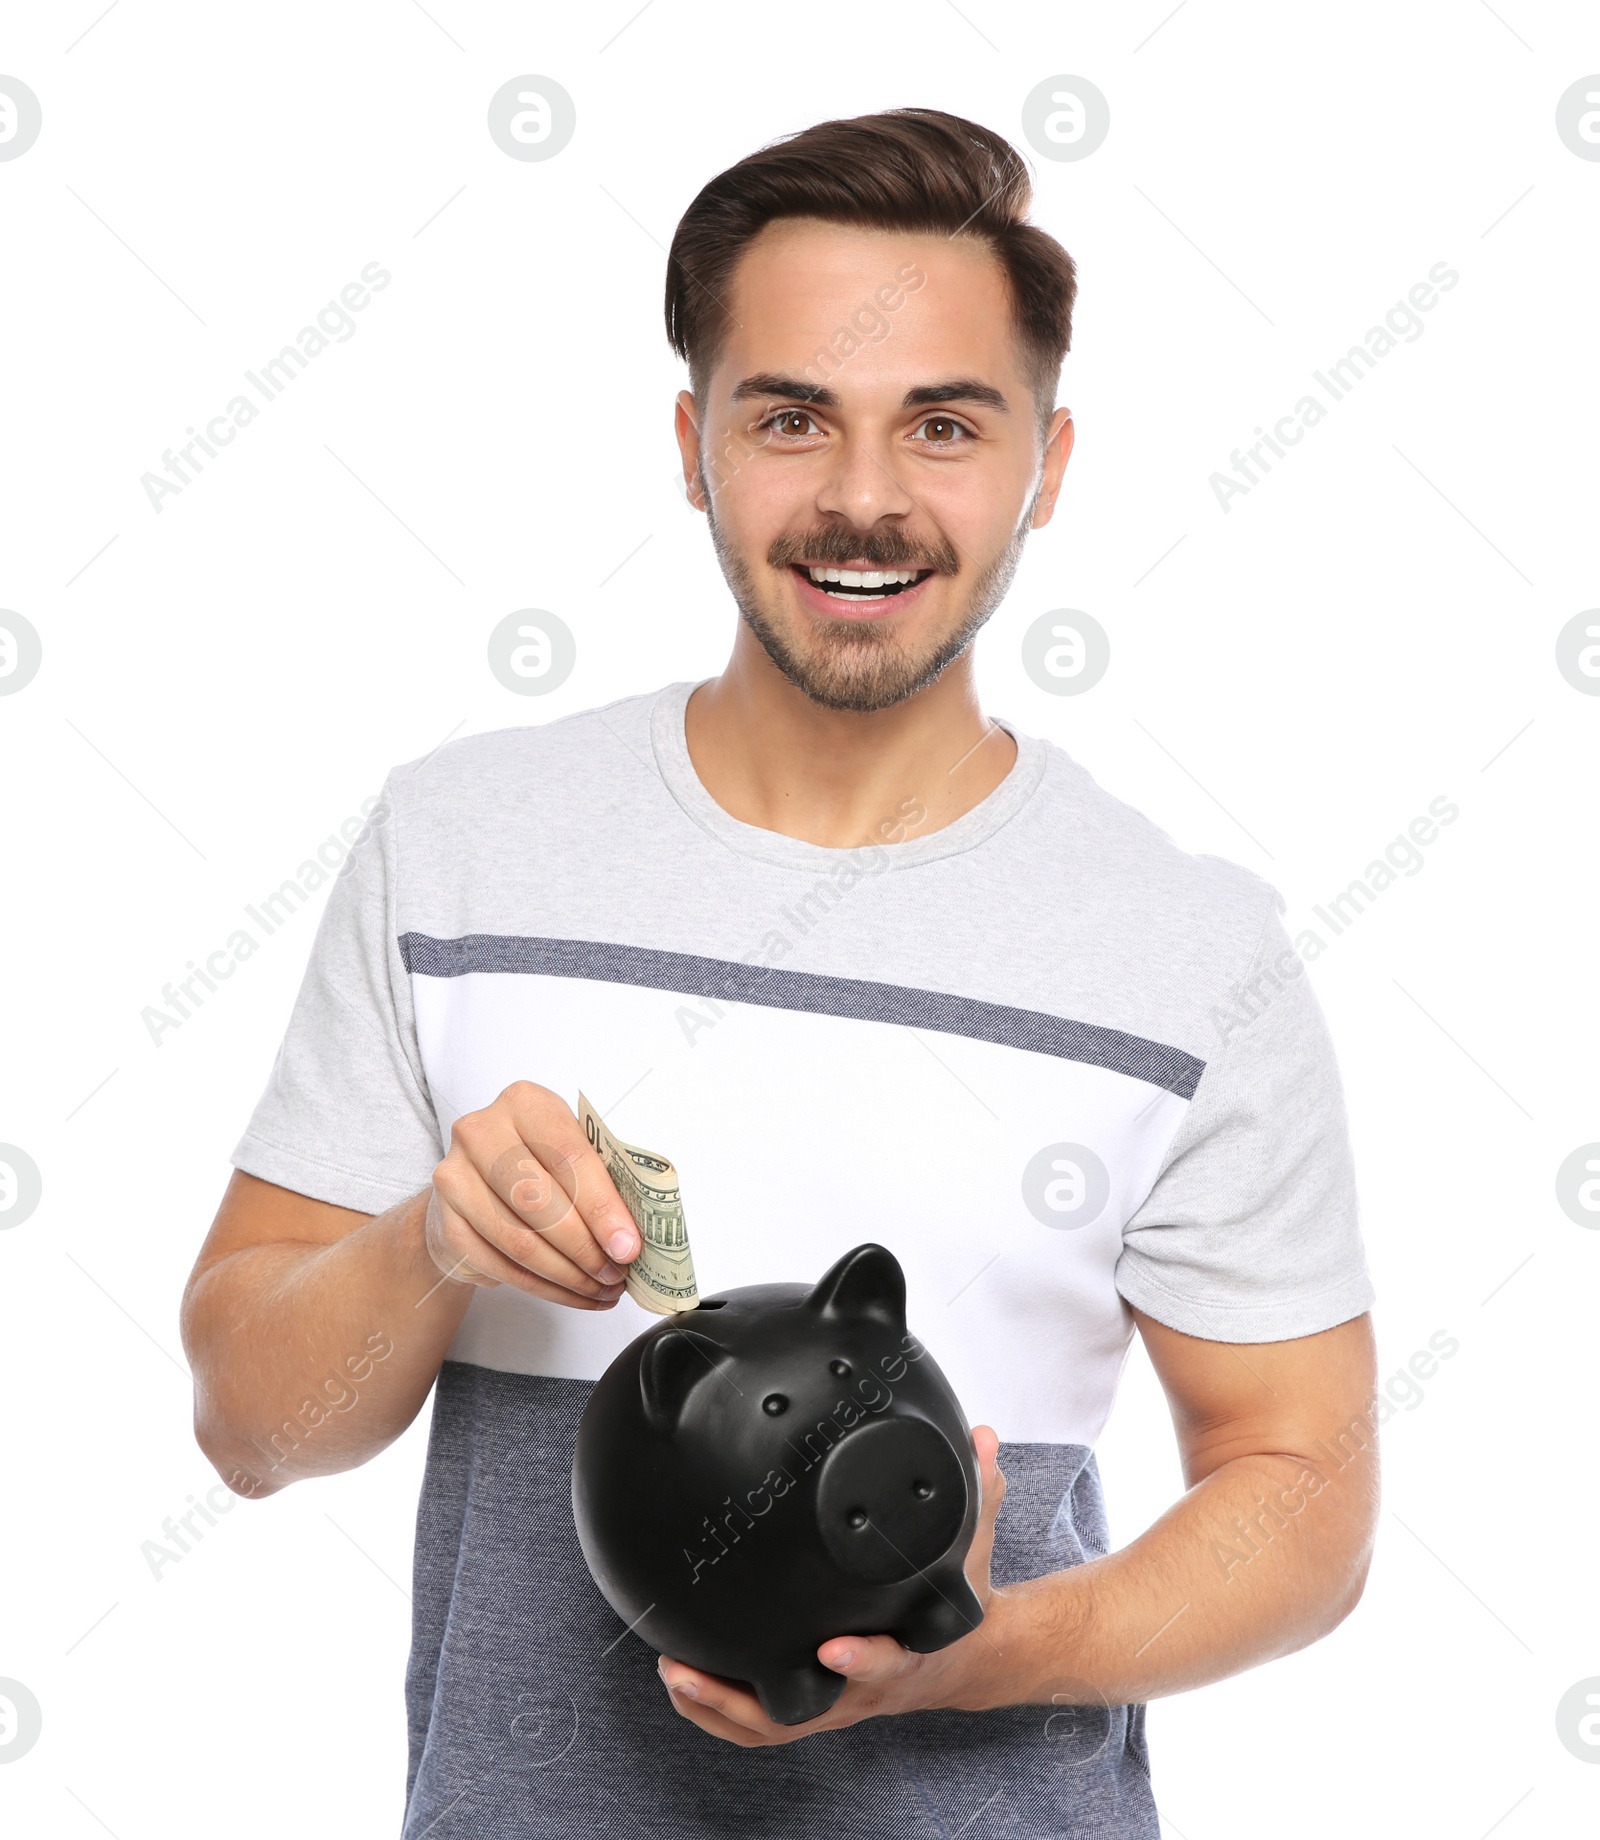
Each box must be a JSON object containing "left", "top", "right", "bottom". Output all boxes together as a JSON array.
[{"left": 812, "top": 433, "right": 919, "bottom": 531}]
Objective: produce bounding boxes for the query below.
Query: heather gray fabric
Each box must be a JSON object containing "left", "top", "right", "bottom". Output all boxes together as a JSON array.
[{"left": 401, "top": 1363, "right": 1159, "bottom": 1840}]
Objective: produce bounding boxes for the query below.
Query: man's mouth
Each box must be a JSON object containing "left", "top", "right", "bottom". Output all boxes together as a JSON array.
[{"left": 789, "top": 564, "right": 936, "bottom": 602}]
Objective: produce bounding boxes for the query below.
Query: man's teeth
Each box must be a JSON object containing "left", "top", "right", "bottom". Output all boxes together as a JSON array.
[{"left": 806, "top": 566, "right": 921, "bottom": 588}]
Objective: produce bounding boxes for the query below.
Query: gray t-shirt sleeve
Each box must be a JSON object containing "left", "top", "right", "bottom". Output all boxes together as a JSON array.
[
  {"left": 229, "top": 773, "right": 444, "bottom": 1214},
  {"left": 1114, "top": 895, "right": 1377, "bottom": 1343}
]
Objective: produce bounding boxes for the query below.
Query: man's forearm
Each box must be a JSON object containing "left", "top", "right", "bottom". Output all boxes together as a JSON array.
[
  {"left": 181, "top": 1189, "right": 473, "bottom": 1497},
  {"left": 976, "top": 1439, "right": 1379, "bottom": 1709}
]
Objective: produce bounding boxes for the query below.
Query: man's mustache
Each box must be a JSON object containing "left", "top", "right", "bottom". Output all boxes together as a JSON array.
[{"left": 767, "top": 530, "right": 961, "bottom": 574}]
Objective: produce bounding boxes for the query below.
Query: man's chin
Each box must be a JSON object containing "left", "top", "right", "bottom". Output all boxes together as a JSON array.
[{"left": 736, "top": 602, "right": 973, "bottom": 714}]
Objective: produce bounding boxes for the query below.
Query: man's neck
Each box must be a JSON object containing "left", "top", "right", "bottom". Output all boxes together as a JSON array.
[{"left": 682, "top": 642, "right": 1018, "bottom": 850}]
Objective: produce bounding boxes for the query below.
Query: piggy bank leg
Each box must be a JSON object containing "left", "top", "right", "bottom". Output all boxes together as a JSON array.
[
  {"left": 753, "top": 1660, "right": 850, "bottom": 1727},
  {"left": 891, "top": 1569, "right": 985, "bottom": 1653}
]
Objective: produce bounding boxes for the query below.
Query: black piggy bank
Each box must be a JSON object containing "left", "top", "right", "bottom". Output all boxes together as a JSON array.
[{"left": 571, "top": 1242, "right": 985, "bottom": 1725}]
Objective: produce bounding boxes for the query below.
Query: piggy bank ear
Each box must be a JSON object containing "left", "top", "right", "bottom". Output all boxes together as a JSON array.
[
  {"left": 804, "top": 1243, "right": 906, "bottom": 1331},
  {"left": 638, "top": 1327, "right": 727, "bottom": 1434}
]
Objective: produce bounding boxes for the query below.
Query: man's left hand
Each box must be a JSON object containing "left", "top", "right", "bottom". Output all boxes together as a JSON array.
[{"left": 656, "top": 1422, "right": 1013, "bottom": 1746}]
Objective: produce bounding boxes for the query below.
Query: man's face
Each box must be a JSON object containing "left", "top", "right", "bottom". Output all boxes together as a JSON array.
[{"left": 676, "top": 217, "right": 1073, "bottom": 714}]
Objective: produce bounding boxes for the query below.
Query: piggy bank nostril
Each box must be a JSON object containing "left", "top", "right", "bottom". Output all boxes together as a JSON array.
[
  {"left": 762, "top": 1393, "right": 788, "bottom": 1416},
  {"left": 846, "top": 1507, "right": 868, "bottom": 1528},
  {"left": 829, "top": 1358, "right": 852, "bottom": 1377}
]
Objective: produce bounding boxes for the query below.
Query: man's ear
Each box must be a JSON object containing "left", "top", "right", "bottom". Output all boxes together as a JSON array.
[
  {"left": 675, "top": 389, "right": 707, "bottom": 513},
  {"left": 1030, "top": 407, "right": 1075, "bottom": 530}
]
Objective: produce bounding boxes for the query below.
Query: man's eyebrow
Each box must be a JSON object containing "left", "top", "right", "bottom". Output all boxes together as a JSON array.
[
  {"left": 901, "top": 380, "right": 1009, "bottom": 413},
  {"left": 729, "top": 373, "right": 839, "bottom": 407},
  {"left": 726, "top": 374, "right": 1010, "bottom": 414}
]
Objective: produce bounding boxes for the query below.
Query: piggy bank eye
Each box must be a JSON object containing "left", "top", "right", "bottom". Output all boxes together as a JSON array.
[
  {"left": 829, "top": 1359, "right": 852, "bottom": 1378},
  {"left": 762, "top": 1393, "right": 789, "bottom": 1416}
]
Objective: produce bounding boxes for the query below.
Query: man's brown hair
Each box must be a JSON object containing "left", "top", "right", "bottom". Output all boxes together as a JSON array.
[{"left": 664, "top": 108, "right": 1077, "bottom": 433}]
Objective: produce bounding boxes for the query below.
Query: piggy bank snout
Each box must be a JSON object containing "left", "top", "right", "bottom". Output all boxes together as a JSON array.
[{"left": 814, "top": 1415, "right": 969, "bottom": 1585}]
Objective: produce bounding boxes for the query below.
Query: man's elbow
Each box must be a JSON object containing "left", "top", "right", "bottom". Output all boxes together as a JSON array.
[
  {"left": 1310, "top": 1539, "right": 1375, "bottom": 1641},
  {"left": 1317, "top": 1583, "right": 1364, "bottom": 1642},
  {"left": 191, "top": 1402, "right": 288, "bottom": 1502}
]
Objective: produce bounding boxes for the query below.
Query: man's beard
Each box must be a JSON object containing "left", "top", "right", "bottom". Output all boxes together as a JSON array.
[{"left": 701, "top": 475, "right": 1036, "bottom": 715}]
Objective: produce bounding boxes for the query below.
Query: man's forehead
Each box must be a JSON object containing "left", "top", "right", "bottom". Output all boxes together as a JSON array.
[{"left": 714, "top": 218, "right": 1021, "bottom": 399}]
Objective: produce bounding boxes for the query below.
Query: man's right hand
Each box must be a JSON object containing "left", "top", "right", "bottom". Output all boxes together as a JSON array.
[
  {"left": 424, "top": 1080, "right": 640, "bottom": 1309},
  {"left": 182, "top": 1081, "right": 641, "bottom": 1497}
]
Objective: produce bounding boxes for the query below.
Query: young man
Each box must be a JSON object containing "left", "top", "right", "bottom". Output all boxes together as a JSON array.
[{"left": 183, "top": 109, "right": 1379, "bottom": 1838}]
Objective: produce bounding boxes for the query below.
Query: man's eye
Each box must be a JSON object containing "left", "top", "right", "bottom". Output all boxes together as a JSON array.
[
  {"left": 765, "top": 409, "right": 821, "bottom": 438},
  {"left": 913, "top": 416, "right": 972, "bottom": 444}
]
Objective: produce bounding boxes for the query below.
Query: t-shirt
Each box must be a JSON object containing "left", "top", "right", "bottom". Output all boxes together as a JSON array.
[{"left": 231, "top": 678, "right": 1375, "bottom": 1839}]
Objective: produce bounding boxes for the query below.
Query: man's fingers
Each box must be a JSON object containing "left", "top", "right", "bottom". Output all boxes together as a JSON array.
[
  {"left": 490, "top": 1142, "right": 580, "bottom": 1235},
  {"left": 658, "top": 1662, "right": 792, "bottom": 1744},
  {"left": 501, "top": 1082, "right": 640, "bottom": 1263},
  {"left": 973, "top": 1423, "right": 1005, "bottom": 1511},
  {"left": 484, "top": 1140, "right": 621, "bottom": 1278},
  {"left": 426, "top": 1174, "right": 626, "bottom": 1304},
  {"left": 818, "top": 1632, "right": 920, "bottom": 1685},
  {"left": 480, "top": 1084, "right": 641, "bottom": 1268},
  {"left": 429, "top": 1202, "right": 625, "bottom": 1309},
  {"left": 663, "top": 1687, "right": 770, "bottom": 1746},
  {"left": 962, "top": 1423, "right": 1006, "bottom": 1587}
]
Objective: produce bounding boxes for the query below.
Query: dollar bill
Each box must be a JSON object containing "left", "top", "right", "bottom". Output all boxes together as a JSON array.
[{"left": 578, "top": 1090, "right": 700, "bottom": 1315}]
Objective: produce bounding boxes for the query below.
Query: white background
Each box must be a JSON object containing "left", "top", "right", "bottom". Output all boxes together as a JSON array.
[{"left": 2, "top": 2, "right": 1597, "bottom": 1835}]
